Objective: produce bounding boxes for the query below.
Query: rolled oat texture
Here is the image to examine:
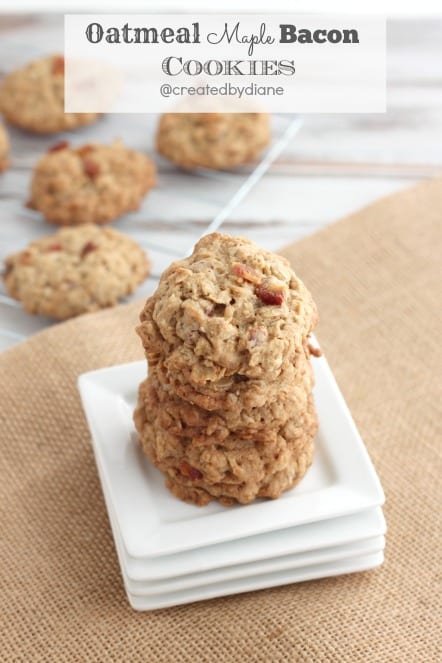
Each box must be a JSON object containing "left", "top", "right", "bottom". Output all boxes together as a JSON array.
[
  {"left": 135, "top": 232, "right": 319, "bottom": 505},
  {"left": 3, "top": 224, "right": 151, "bottom": 320},
  {"left": 29, "top": 140, "right": 156, "bottom": 225}
]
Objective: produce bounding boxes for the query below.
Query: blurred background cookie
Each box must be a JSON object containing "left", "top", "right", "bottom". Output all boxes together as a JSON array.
[
  {"left": 0, "top": 122, "right": 10, "bottom": 172},
  {"left": 3, "top": 225, "right": 151, "bottom": 320},
  {"left": 28, "top": 139, "right": 157, "bottom": 225},
  {"left": 156, "top": 112, "right": 271, "bottom": 170},
  {"left": 0, "top": 55, "right": 99, "bottom": 134}
]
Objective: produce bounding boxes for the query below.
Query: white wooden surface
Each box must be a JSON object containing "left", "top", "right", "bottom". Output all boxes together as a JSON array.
[{"left": 0, "top": 15, "right": 441, "bottom": 351}]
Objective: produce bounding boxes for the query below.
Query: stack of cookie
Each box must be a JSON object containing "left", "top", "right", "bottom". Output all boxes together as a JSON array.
[{"left": 134, "top": 233, "right": 319, "bottom": 506}]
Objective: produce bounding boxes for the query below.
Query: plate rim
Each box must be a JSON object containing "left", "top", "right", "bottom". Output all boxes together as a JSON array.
[
  {"left": 123, "top": 535, "right": 385, "bottom": 596},
  {"left": 78, "top": 358, "right": 385, "bottom": 558},
  {"left": 123, "top": 507, "right": 386, "bottom": 581},
  {"left": 124, "top": 551, "right": 385, "bottom": 611}
]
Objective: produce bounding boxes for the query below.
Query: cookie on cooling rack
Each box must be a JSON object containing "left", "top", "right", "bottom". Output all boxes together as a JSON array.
[
  {"left": 156, "top": 113, "right": 271, "bottom": 170},
  {"left": 0, "top": 122, "right": 10, "bottom": 172},
  {"left": 28, "top": 139, "right": 156, "bottom": 225},
  {"left": 0, "top": 55, "right": 98, "bottom": 134},
  {"left": 3, "top": 225, "right": 151, "bottom": 320}
]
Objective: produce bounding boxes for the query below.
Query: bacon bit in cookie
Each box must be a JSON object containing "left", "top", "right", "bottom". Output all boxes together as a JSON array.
[
  {"left": 232, "top": 262, "right": 262, "bottom": 284},
  {"left": 255, "top": 278, "right": 286, "bottom": 305},
  {"left": 308, "top": 342, "right": 322, "bottom": 358},
  {"left": 83, "top": 158, "right": 100, "bottom": 179},
  {"left": 178, "top": 460, "right": 203, "bottom": 481},
  {"left": 19, "top": 251, "right": 32, "bottom": 265},
  {"left": 52, "top": 55, "right": 65, "bottom": 75},
  {"left": 81, "top": 241, "right": 97, "bottom": 257},
  {"left": 47, "top": 140, "right": 69, "bottom": 153},
  {"left": 46, "top": 243, "right": 63, "bottom": 252},
  {"left": 76, "top": 144, "right": 94, "bottom": 157},
  {"left": 248, "top": 326, "right": 268, "bottom": 347}
]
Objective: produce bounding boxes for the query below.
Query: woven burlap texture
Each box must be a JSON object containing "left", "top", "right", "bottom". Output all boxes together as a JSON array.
[{"left": 1, "top": 177, "right": 441, "bottom": 662}]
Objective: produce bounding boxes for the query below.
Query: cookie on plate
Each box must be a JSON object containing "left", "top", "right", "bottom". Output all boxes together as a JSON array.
[
  {"left": 135, "top": 390, "right": 317, "bottom": 506},
  {"left": 0, "top": 122, "right": 10, "bottom": 171},
  {"left": 135, "top": 358, "right": 313, "bottom": 444},
  {"left": 150, "top": 341, "right": 315, "bottom": 412},
  {"left": 3, "top": 225, "right": 150, "bottom": 320},
  {"left": 156, "top": 113, "right": 270, "bottom": 170},
  {"left": 137, "top": 233, "right": 317, "bottom": 388},
  {"left": 28, "top": 140, "right": 156, "bottom": 225},
  {"left": 0, "top": 55, "right": 98, "bottom": 134}
]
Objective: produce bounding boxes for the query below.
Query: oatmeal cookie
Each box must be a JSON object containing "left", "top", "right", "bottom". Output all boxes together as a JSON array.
[
  {"left": 3, "top": 225, "right": 150, "bottom": 320},
  {"left": 151, "top": 341, "right": 315, "bottom": 411},
  {"left": 135, "top": 355, "right": 313, "bottom": 444},
  {"left": 135, "top": 393, "right": 317, "bottom": 506},
  {"left": 0, "top": 55, "right": 98, "bottom": 134},
  {"left": 137, "top": 233, "right": 318, "bottom": 389},
  {"left": 28, "top": 140, "right": 156, "bottom": 225},
  {"left": 156, "top": 113, "right": 270, "bottom": 170},
  {"left": 0, "top": 122, "right": 10, "bottom": 171}
]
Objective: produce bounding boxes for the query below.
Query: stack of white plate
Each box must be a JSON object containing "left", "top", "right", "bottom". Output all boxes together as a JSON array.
[{"left": 78, "top": 355, "right": 386, "bottom": 611}]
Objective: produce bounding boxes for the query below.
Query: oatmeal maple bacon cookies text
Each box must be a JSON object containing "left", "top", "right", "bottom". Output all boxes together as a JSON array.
[
  {"left": 156, "top": 113, "right": 271, "bottom": 170},
  {"left": 0, "top": 55, "right": 98, "bottom": 134},
  {"left": 134, "top": 233, "right": 319, "bottom": 506},
  {"left": 0, "top": 122, "right": 9, "bottom": 172},
  {"left": 28, "top": 140, "right": 156, "bottom": 225},
  {"left": 3, "top": 225, "right": 151, "bottom": 320}
]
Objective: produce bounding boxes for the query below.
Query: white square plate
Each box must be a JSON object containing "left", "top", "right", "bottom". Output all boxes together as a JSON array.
[
  {"left": 123, "top": 552, "right": 385, "bottom": 611},
  {"left": 103, "top": 470, "right": 385, "bottom": 607},
  {"left": 78, "top": 357, "right": 384, "bottom": 558},
  {"left": 112, "top": 494, "right": 386, "bottom": 582},
  {"left": 123, "top": 508, "right": 385, "bottom": 582}
]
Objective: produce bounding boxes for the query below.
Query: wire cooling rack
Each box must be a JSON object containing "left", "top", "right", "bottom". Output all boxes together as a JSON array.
[{"left": 0, "top": 113, "right": 302, "bottom": 352}]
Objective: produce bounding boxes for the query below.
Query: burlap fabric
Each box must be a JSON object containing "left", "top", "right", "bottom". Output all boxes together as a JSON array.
[{"left": 1, "top": 177, "right": 441, "bottom": 662}]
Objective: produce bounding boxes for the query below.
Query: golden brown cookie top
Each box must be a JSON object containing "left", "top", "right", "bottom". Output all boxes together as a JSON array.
[
  {"left": 138, "top": 233, "right": 318, "bottom": 383},
  {"left": 4, "top": 225, "right": 150, "bottom": 320},
  {"left": 156, "top": 112, "right": 270, "bottom": 170},
  {"left": 0, "top": 55, "right": 98, "bottom": 133},
  {"left": 29, "top": 139, "right": 156, "bottom": 225}
]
